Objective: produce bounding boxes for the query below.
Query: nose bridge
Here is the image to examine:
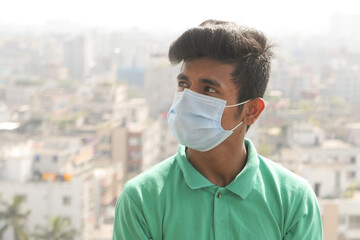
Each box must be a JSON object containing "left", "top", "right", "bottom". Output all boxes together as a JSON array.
[{"left": 188, "top": 80, "right": 202, "bottom": 94}]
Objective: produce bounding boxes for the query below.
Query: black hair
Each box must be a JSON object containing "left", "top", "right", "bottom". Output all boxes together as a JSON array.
[{"left": 168, "top": 19, "right": 274, "bottom": 107}]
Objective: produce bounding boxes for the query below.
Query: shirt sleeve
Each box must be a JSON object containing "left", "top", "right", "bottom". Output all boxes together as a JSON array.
[
  {"left": 283, "top": 184, "right": 323, "bottom": 240},
  {"left": 112, "top": 187, "right": 152, "bottom": 240}
]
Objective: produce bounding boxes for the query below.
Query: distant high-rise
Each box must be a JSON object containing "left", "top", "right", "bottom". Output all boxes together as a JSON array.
[
  {"left": 144, "top": 55, "right": 179, "bottom": 118},
  {"left": 329, "top": 14, "right": 360, "bottom": 51},
  {"left": 63, "top": 35, "right": 90, "bottom": 81}
]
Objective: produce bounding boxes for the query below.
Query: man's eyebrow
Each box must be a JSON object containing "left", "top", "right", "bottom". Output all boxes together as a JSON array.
[
  {"left": 177, "top": 73, "right": 188, "bottom": 80},
  {"left": 177, "top": 74, "right": 222, "bottom": 87},
  {"left": 199, "top": 78, "right": 221, "bottom": 87}
]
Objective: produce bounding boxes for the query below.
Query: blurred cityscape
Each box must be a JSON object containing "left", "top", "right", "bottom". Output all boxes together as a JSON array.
[{"left": 0, "top": 14, "right": 360, "bottom": 240}]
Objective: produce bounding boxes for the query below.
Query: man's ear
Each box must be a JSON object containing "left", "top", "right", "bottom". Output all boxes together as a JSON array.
[{"left": 243, "top": 98, "right": 265, "bottom": 125}]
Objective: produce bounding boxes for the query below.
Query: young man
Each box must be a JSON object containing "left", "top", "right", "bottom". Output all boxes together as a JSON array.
[{"left": 113, "top": 20, "right": 323, "bottom": 240}]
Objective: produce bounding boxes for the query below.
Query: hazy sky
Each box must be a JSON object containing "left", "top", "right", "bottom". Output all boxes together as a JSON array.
[{"left": 1, "top": 0, "right": 360, "bottom": 35}]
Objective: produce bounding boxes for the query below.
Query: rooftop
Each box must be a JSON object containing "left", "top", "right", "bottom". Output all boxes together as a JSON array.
[
  {"left": 321, "top": 139, "right": 353, "bottom": 149},
  {"left": 0, "top": 122, "right": 19, "bottom": 130}
]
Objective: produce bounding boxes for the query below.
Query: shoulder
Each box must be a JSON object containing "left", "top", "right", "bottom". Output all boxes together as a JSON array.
[
  {"left": 258, "top": 155, "right": 311, "bottom": 194},
  {"left": 121, "top": 155, "right": 180, "bottom": 200},
  {"left": 256, "top": 154, "right": 318, "bottom": 215},
  {"left": 257, "top": 155, "right": 319, "bottom": 219},
  {"left": 245, "top": 138, "right": 312, "bottom": 196},
  {"left": 256, "top": 155, "right": 321, "bottom": 234}
]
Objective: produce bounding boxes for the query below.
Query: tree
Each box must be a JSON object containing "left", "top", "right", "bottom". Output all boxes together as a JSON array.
[
  {"left": 32, "top": 217, "right": 77, "bottom": 240},
  {"left": 0, "top": 196, "right": 30, "bottom": 240}
]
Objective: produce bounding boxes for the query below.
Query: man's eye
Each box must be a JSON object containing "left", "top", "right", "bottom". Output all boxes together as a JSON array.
[
  {"left": 178, "top": 81, "right": 189, "bottom": 88},
  {"left": 204, "top": 86, "right": 216, "bottom": 93}
]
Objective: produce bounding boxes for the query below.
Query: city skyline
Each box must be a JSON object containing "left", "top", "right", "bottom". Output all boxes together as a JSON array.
[
  {"left": 1, "top": 5, "right": 360, "bottom": 239},
  {"left": 1, "top": 0, "right": 360, "bottom": 35}
]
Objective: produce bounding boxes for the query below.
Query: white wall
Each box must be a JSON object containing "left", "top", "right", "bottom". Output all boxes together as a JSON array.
[
  {"left": 320, "top": 198, "right": 360, "bottom": 240},
  {"left": 302, "top": 164, "right": 346, "bottom": 198},
  {"left": 0, "top": 142, "right": 33, "bottom": 183},
  {"left": 0, "top": 178, "right": 84, "bottom": 240},
  {"left": 142, "top": 119, "right": 161, "bottom": 171}
]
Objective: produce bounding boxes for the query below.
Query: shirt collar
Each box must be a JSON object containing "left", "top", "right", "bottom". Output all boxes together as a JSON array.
[
  {"left": 175, "top": 145, "right": 214, "bottom": 189},
  {"left": 175, "top": 138, "right": 259, "bottom": 199},
  {"left": 225, "top": 138, "right": 260, "bottom": 199}
]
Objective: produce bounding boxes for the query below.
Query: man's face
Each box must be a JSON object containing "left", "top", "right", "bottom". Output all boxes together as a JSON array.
[{"left": 176, "top": 57, "right": 244, "bottom": 131}]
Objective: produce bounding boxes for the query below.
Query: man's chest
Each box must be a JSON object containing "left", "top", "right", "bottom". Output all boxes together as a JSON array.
[{"left": 146, "top": 190, "right": 283, "bottom": 240}]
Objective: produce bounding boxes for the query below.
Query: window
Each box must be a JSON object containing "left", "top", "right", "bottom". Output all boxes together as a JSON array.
[
  {"left": 62, "top": 216, "right": 71, "bottom": 225},
  {"left": 129, "top": 151, "right": 141, "bottom": 161},
  {"left": 128, "top": 137, "right": 140, "bottom": 146},
  {"left": 127, "top": 165, "right": 140, "bottom": 173},
  {"left": 314, "top": 183, "right": 321, "bottom": 197},
  {"left": 348, "top": 171, "right": 356, "bottom": 180},
  {"left": 335, "top": 171, "right": 341, "bottom": 188},
  {"left": 99, "top": 150, "right": 110, "bottom": 158},
  {"left": 16, "top": 195, "right": 27, "bottom": 203},
  {"left": 131, "top": 109, "right": 136, "bottom": 119},
  {"left": 63, "top": 196, "right": 71, "bottom": 206},
  {"left": 339, "top": 215, "right": 346, "bottom": 225},
  {"left": 99, "top": 136, "right": 111, "bottom": 144},
  {"left": 349, "top": 215, "right": 360, "bottom": 229}
]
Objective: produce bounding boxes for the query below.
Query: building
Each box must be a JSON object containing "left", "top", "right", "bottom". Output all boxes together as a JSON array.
[
  {"left": 320, "top": 196, "right": 360, "bottom": 240},
  {"left": 0, "top": 140, "right": 33, "bottom": 183},
  {"left": 0, "top": 136, "right": 102, "bottom": 240},
  {"left": 273, "top": 139, "right": 360, "bottom": 199},
  {"left": 63, "top": 35, "right": 90, "bottom": 81},
  {"left": 144, "top": 55, "right": 179, "bottom": 118}
]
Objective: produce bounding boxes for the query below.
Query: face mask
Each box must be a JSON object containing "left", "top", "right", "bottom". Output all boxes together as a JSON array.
[{"left": 167, "top": 89, "right": 250, "bottom": 152}]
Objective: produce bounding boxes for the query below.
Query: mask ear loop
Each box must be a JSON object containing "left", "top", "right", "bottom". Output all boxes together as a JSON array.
[
  {"left": 231, "top": 121, "right": 244, "bottom": 132},
  {"left": 225, "top": 99, "right": 251, "bottom": 131},
  {"left": 225, "top": 99, "right": 251, "bottom": 108}
]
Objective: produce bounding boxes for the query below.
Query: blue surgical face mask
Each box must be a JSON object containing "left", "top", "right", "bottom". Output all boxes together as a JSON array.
[{"left": 167, "top": 89, "right": 250, "bottom": 152}]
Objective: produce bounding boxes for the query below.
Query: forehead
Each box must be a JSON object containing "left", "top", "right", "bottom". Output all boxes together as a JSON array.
[{"left": 181, "top": 58, "right": 235, "bottom": 84}]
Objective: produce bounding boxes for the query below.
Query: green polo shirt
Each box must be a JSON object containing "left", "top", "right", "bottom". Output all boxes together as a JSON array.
[{"left": 113, "top": 139, "right": 322, "bottom": 240}]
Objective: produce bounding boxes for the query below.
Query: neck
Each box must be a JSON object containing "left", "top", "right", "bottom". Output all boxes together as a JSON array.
[{"left": 186, "top": 135, "right": 247, "bottom": 187}]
